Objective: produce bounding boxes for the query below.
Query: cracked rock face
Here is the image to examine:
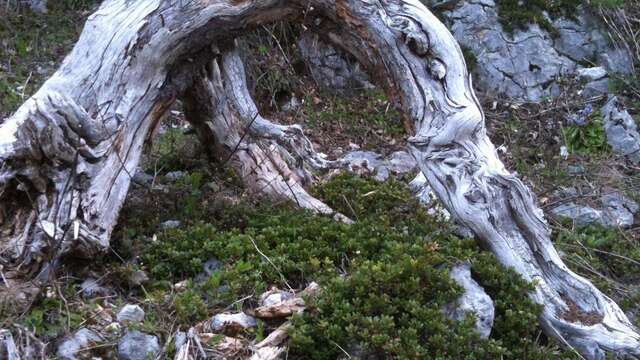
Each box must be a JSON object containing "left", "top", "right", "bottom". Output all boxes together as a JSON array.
[{"left": 438, "top": 0, "right": 632, "bottom": 102}]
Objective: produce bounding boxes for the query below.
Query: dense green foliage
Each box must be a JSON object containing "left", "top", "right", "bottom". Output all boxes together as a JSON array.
[
  {"left": 561, "top": 113, "right": 610, "bottom": 156},
  {"left": 138, "top": 174, "right": 571, "bottom": 359}
]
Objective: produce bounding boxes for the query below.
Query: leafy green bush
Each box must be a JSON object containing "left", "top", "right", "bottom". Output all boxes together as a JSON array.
[
  {"left": 561, "top": 113, "right": 610, "bottom": 156},
  {"left": 140, "top": 174, "right": 570, "bottom": 358},
  {"left": 174, "top": 288, "right": 208, "bottom": 325}
]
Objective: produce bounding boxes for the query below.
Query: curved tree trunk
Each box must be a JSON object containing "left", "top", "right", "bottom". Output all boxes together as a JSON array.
[
  {"left": 181, "top": 49, "right": 345, "bottom": 219},
  {"left": 0, "top": 0, "right": 638, "bottom": 357}
]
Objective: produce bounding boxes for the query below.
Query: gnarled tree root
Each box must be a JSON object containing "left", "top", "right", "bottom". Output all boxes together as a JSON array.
[
  {"left": 0, "top": 0, "right": 638, "bottom": 357},
  {"left": 182, "top": 49, "right": 345, "bottom": 219}
]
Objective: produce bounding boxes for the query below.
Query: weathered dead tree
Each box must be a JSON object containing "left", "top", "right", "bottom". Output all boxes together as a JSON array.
[
  {"left": 181, "top": 49, "right": 342, "bottom": 218},
  {"left": 0, "top": 0, "right": 639, "bottom": 357}
]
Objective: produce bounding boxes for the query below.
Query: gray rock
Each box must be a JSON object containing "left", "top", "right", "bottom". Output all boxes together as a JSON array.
[
  {"left": 259, "top": 289, "right": 294, "bottom": 307},
  {"left": 343, "top": 150, "right": 417, "bottom": 181},
  {"left": 298, "top": 32, "right": 374, "bottom": 92},
  {"left": 127, "top": 269, "right": 149, "bottom": 286},
  {"left": 164, "top": 171, "right": 185, "bottom": 181},
  {"left": 117, "top": 331, "right": 160, "bottom": 360},
  {"left": 551, "top": 203, "right": 603, "bottom": 227},
  {"left": 195, "top": 257, "right": 224, "bottom": 282},
  {"left": 577, "top": 67, "right": 607, "bottom": 82},
  {"left": 160, "top": 220, "right": 181, "bottom": 230},
  {"left": 30, "top": 0, "right": 47, "bottom": 13},
  {"left": 567, "top": 165, "right": 585, "bottom": 175},
  {"left": 601, "top": 97, "right": 640, "bottom": 164},
  {"left": 581, "top": 78, "right": 610, "bottom": 98},
  {"left": 343, "top": 151, "right": 384, "bottom": 174},
  {"left": 281, "top": 96, "right": 301, "bottom": 112},
  {"left": 386, "top": 151, "right": 418, "bottom": 175},
  {"left": 203, "top": 258, "right": 223, "bottom": 275},
  {"left": 174, "top": 331, "right": 187, "bottom": 351},
  {"left": 443, "top": 263, "right": 495, "bottom": 338},
  {"left": 601, "top": 192, "right": 639, "bottom": 228},
  {"left": 132, "top": 169, "right": 154, "bottom": 186},
  {"left": 211, "top": 312, "right": 256, "bottom": 333},
  {"left": 117, "top": 304, "right": 145, "bottom": 324},
  {"left": 57, "top": 328, "right": 102, "bottom": 360},
  {"left": 80, "top": 278, "right": 109, "bottom": 298}
]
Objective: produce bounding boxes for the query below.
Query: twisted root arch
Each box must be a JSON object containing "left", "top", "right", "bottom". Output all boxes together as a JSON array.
[{"left": 0, "top": 0, "right": 638, "bottom": 357}]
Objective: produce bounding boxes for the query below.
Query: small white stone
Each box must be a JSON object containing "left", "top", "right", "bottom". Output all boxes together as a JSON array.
[
  {"left": 117, "top": 304, "right": 145, "bottom": 323},
  {"left": 577, "top": 67, "right": 607, "bottom": 82},
  {"left": 211, "top": 312, "right": 256, "bottom": 332}
]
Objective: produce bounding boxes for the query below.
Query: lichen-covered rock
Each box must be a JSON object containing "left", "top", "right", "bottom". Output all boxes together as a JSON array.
[
  {"left": 117, "top": 331, "right": 160, "bottom": 360},
  {"left": 57, "top": 328, "right": 103, "bottom": 360},
  {"left": 443, "top": 263, "right": 495, "bottom": 338},
  {"left": 601, "top": 97, "right": 640, "bottom": 164}
]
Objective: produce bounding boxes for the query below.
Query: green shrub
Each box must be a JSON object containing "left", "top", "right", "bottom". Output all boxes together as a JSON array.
[
  {"left": 561, "top": 113, "right": 610, "bottom": 156},
  {"left": 141, "top": 174, "right": 570, "bottom": 359},
  {"left": 174, "top": 288, "right": 208, "bottom": 325}
]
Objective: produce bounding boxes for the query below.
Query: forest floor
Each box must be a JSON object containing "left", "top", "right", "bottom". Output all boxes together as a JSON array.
[{"left": 1, "top": 1, "right": 640, "bottom": 359}]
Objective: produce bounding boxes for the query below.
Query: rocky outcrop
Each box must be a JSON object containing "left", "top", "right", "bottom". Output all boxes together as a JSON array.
[
  {"left": 601, "top": 97, "right": 640, "bottom": 164},
  {"left": 436, "top": 0, "right": 632, "bottom": 102}
]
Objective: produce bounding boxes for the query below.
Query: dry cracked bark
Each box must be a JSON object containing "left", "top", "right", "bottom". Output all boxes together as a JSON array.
[
  {"left": 0, "top": 0, "right": 638, "bottom": 357},
  {"left": 182, "top": 48, "right": 343, "bottom": 218}
]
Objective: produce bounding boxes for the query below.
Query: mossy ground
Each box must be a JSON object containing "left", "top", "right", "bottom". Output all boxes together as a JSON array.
[{"left": 0, "top": 1, "right": 100, "bottom": 118}]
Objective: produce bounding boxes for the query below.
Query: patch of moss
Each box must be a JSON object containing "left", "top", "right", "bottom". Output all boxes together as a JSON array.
[
  {"left": 461, "top": 46, "right": 478, "bottom": 73},
  {"left": 0, "top": 1, "right": 99, "bottom": 117},
  {"left": 496, "top": 0, "right": 582, "bottom": 37}
]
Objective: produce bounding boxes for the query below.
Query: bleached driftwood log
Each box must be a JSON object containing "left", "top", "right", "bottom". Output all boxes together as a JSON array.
[{"left": 0, "top": 0, "right": 638, "bottom": 357}]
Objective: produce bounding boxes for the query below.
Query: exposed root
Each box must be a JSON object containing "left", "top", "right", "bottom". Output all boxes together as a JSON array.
[{"left": 182, "top": 48, "right": 347, "bottom": 220}]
